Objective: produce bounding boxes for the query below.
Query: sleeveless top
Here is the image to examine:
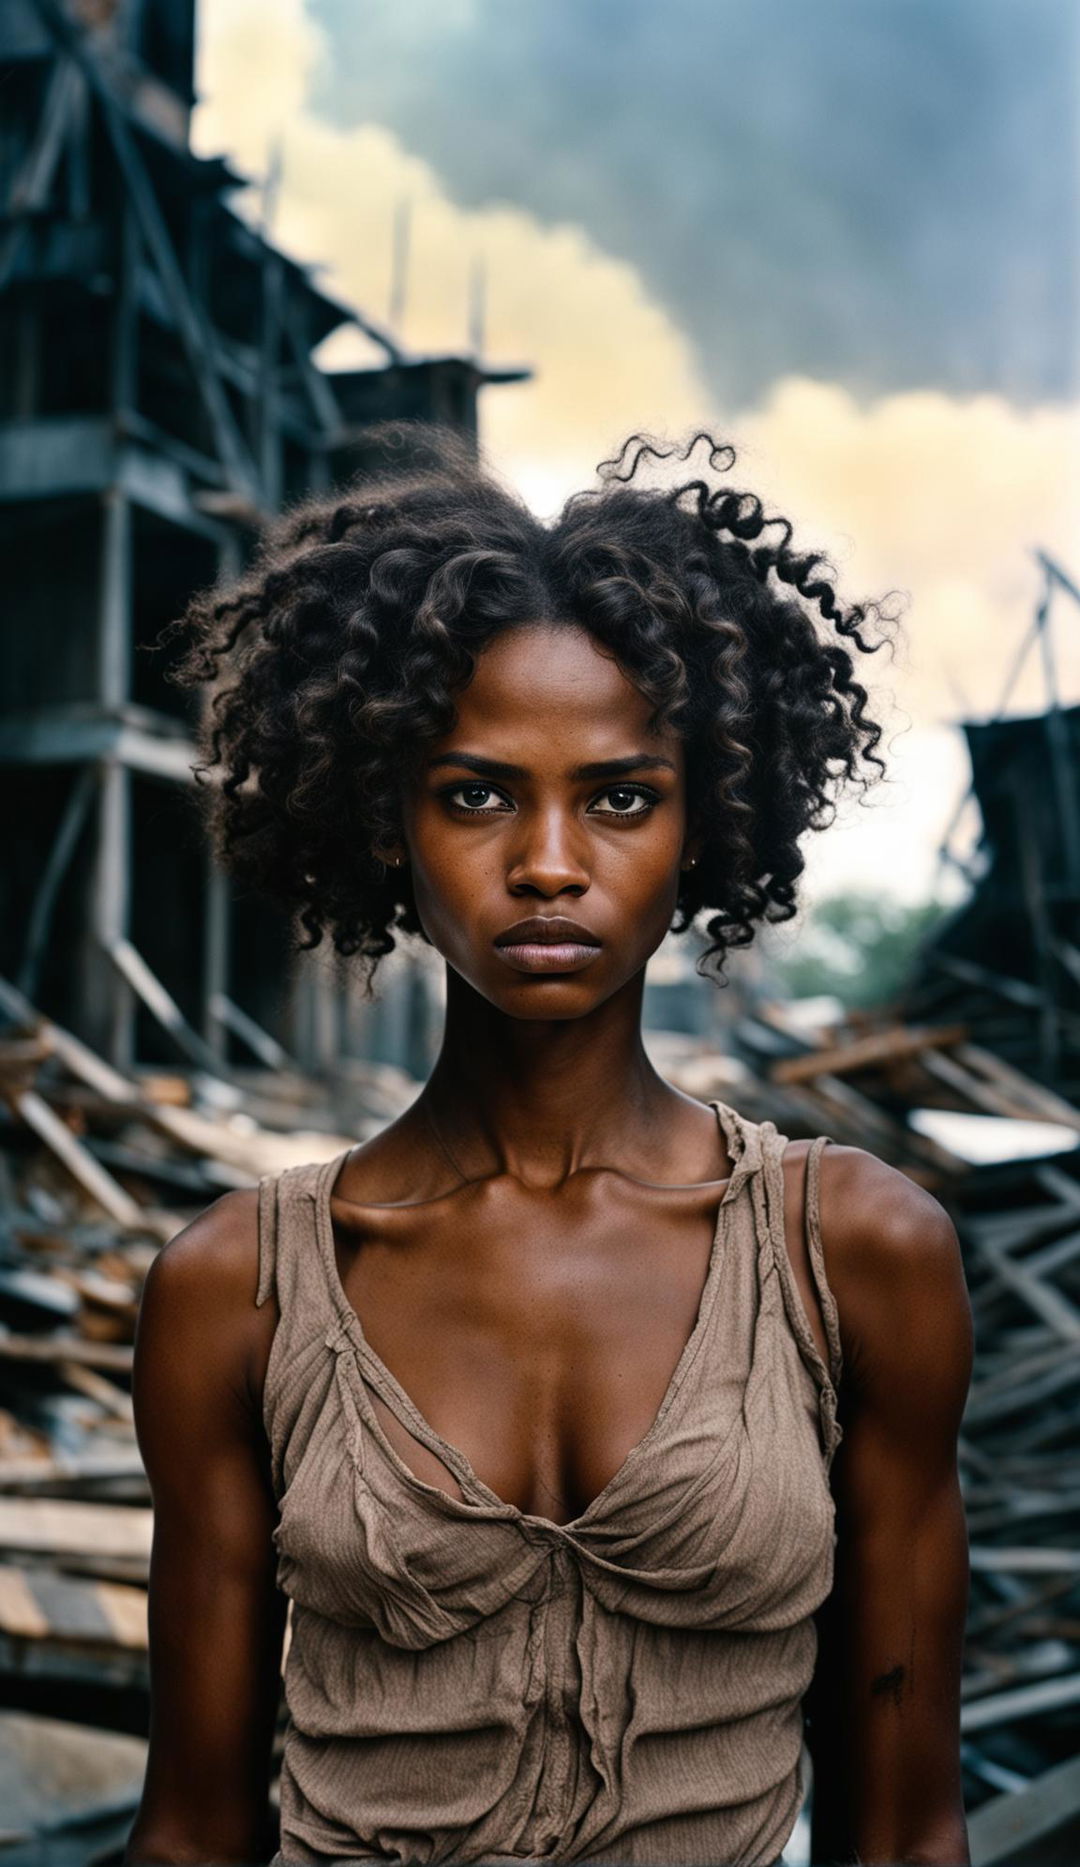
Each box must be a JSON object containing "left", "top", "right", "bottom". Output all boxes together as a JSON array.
[{"left": 257, "top": 1102, "right": 843, "bottom": 1867}]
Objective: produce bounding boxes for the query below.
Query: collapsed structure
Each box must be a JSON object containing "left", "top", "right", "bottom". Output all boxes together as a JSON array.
[
  {"left": 906, "top": 555, "right": 1080, "bottom": 1101},
  {"left": 0, "top": 0, "right": 527, "bottom": 1085}
]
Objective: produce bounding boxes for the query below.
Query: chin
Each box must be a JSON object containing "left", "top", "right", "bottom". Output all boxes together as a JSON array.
[{"left": 485, "top": 974, "right": 620, "bottom": 1021}]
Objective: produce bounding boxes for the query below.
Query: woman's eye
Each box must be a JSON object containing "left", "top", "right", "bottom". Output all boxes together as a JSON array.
[
  {"left": 447, "top": 783, "right": 511, "bottom": 812},
  {"left": 592, "top": 785, "right": 656, "bottom": 817}
]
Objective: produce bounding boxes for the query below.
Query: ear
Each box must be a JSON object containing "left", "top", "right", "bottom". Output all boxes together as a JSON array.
[
  {"left": 680, "top": 831, "right": 704, "bottom": 875},
  {"left": 375, "top": 844, "right": 408, "bottom": 871}
]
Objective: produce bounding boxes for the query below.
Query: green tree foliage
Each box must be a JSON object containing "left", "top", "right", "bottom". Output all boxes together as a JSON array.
[{"left": 766, "top": 891, "right": 950, "bottom": 1010}]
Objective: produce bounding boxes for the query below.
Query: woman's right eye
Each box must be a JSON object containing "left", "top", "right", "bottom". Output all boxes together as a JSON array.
[{"left": 445, "top": 783, "right": 512, "bottom": 812}]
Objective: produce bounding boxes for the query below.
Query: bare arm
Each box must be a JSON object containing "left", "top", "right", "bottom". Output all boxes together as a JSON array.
[
  {"left": 125, "top": 1192, "right": 287, "bottom": 1865},
  {"left": 806, "top": 1148, "right": 973, "bottom": 1867}
]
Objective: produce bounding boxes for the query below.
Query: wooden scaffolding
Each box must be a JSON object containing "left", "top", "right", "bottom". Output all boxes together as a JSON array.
[{"left": 0, "top": 0, "right": 528, "bottom": 1078}]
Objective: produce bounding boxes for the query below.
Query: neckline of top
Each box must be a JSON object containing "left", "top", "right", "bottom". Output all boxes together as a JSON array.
[{"left": 306, "top": 1099, "right": 763, "bottom": 1537}]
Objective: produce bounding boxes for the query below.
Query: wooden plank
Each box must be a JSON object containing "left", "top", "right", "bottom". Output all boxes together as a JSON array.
[
  {"left": 961, "top": 1670, "right": 1080, "bottom": 1733},
  {"left": 16, "top": 764, "right": 97, "bottom": 1002},
  {"left": 0, "top": 1563, "right": 148, "bottom": 1656},
  {"left": 58, "top": 1361, "right": 135, "bottom": 1423},
  {"left": 969, "top": 1546, "right": 1080, "bottom": 1575},
  {"left": 0, "top": 1448, "right": 145, "bottom": 1492},
  {"left": 969, "top": 1752, "right": 1080, "bottom": 1867},
  {"left": 770, "top": 1023, "right": 967, "bottom": 1086},
  {"left": 0, "top": 1566, "right": 50, "bottom": 1639},
  {"left": 0, "top": 54, "right": 81, "bottom": 289},
  {"left": 0, "top": 974, "right": 133, "bottom": 1102},
  {"left": 0, "top": 1335, "right": 134, "bottom": 1374},
  {"left": 107, "top": 937, "right": 229, "bottom": 1079},
  {"left": 920, "top": 1044, "right": 1079, "bottom": 1128},
  {"left": 209, "top": 991, "right": 290, "bottom": 1071},
  {"left": 0, "top": 1498, "right": 151, "bottom": 1563},
  {"left": 7, "top": 1088, "right": 144, "bottom": 1229},
  {"left": 965, "top": 1351, "right": 1080, "bottom": 1429},
  {"left": 973, "top": 1234, "right": 1080, "bottom": 1344},
  {"left": 957, "top": 1044, "right": 1080, "bottom": 1129}
]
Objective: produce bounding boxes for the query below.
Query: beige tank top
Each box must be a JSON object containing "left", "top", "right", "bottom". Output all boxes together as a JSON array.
[{"left": 258, "top": 1101, "right": 843, "bottom": 1867}]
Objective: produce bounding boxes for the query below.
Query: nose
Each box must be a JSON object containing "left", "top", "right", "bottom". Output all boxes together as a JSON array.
[{"left": 506, "top": 804, "right": 591, "bottom": 898}]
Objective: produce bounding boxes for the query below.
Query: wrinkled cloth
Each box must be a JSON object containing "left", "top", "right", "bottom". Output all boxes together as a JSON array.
[{"left": 258, "top": 1102, "right": 842, "bottom": 1866}]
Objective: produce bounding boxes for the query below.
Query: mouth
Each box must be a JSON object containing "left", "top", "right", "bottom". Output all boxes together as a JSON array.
[{"left": 493, "top": 916, "right": 603, "bottom": 975}]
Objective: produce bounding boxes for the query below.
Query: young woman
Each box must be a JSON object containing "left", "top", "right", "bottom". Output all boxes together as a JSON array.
[{"left": 127, "top": 429, "right": 972, "bottom": 1867}]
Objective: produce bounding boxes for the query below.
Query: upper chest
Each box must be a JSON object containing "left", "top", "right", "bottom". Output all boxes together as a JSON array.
[
  {"left": 329, "top": 1143, "right": 823, "bottom": 1386},
  {"left": 337, "top": 1169, "right": 726, "bottom": 1393},
  {"left": 253, "top": 1135, "right": 830, "bottom": 1527},
  {"left": 325, "top": 1170, "right": 733, "bottom": 1524}
]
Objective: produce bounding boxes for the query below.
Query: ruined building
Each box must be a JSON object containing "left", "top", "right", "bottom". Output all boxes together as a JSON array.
[{"left": 0, "top": 0, "right": 526, "bottom": 1079}]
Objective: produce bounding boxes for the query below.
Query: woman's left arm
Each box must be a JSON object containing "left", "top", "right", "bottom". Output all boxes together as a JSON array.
[{"left": 807, "top": 1146, "right": 974, "bottom": 1867}]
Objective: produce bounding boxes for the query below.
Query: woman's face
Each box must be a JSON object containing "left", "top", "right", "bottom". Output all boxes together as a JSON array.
[{"left": 401, "top": 622, "right": 695, "bottom": 1020}]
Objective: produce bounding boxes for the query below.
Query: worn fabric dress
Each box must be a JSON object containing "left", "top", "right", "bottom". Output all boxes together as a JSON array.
[{"left": 258, "top": 1101, "right": 843, "bottom": 1867}]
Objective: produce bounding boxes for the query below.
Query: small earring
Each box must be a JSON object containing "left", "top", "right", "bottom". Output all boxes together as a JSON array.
[{"left": 683, "top": 855, "right": 698, "bottom": 871}]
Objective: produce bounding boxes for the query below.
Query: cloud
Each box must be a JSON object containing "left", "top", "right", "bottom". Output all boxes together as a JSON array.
[
  {"left": 193, "top": 0, "right": 1080, "bottom": 902},
  {"left": 736, "top": 379, "right": 1080, "bottom": 724},
  {"left": 306, "top": 0, "right": 1080, "bottom": 411},
  {"left": 192, "top": 0, "right": 712, "bottom": 508}
]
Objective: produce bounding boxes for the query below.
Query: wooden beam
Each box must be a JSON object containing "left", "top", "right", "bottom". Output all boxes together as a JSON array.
[
  {"left": 27, "top": 0, "right": 262, "bottom": 506},
  {"left": 0, "top": 1560, "right": 147, "bottom": 1649},
  {"left": 0, "top": 1497, "right": 151, "bottom": 1564},
  {"left": 5, "top": 1087, "right": 146, "bottom": 1229},
  {"left": 0, "top": 1334, "right": 134, "bottom": 1374},
  {"left": 961, "top": 1670, "right": 1080, "bottom": 1734},
  {"left": 770, "top": 1023, "right": 967, "bottom": 1086},
  {"left": 973, "top": 1233, "right": 1080, "bottom": 1345},
  {"left": 87, "top": 759, "right": 133, "bottom": 1069},
  {"left": 957, "top": 1044, "right": 1080, "bottom": 1130},
  {"left": 16, "top": 765, "right": 97, "bottom": 1001},
  {"left": 968, "top": 1752, "right": 1080, "bottom": 1867},
  {"left": 0, "top": 54, "right": 80, "bottom": 288},
  {"left": 282, "top": 292, "right": 343, "bottom": 435},
  {"left": 106, "top": 937, "right": 231, "bottom": 1080},
  {"left": 209, "top": 992, "right": 290, "bottom": 1071}
]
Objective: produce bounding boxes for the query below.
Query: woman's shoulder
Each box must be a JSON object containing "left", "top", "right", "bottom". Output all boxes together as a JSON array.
[
  {"left": 136, "top": 1191, "right": 271, "bottom": 1410},
  {"left": 815, "top": 1142, "right": 960, "bottom": 1276},
  {"left": 146, "top": 1188, "right": 262, "bottom": 1309},
  {"left": 813, "top": 1142, "right": 971, "bottom": 1391}
]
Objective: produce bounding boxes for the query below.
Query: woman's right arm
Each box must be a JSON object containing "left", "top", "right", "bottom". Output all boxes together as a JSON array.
[{"left": 125, "top": 1192, "right": 288, "bottom": 1865}]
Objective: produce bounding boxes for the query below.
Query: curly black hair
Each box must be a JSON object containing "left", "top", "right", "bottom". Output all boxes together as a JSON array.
[{"left": 177, "top": 423, "right": 895, "bottom": 987}]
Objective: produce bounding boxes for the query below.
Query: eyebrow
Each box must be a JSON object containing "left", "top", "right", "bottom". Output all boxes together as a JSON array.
[{"left": 426, "top": 752, "right": 677, "bottom": 781}]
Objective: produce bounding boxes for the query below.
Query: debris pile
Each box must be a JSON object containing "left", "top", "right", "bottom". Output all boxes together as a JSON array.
[
  {"left": 659, "top": 1007, "right": 1080, "bottom": 1857},
  {"left": 0, "top": 973, "right": 418, "bottom": 1849}
]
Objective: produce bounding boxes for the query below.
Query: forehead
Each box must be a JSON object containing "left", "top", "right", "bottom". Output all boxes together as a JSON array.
[{"left": 443, "top": 622, "right": 677, "bottom": 758}]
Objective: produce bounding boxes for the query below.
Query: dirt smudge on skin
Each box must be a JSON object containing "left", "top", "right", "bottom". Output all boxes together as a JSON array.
[{"left": 871, "top": 1663, "right": 906, "bottom": 1707}]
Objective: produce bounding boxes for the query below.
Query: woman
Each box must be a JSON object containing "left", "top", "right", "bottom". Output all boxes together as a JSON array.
[{"left": 127, "top": 429, "right": 972, "bottom": 1867}]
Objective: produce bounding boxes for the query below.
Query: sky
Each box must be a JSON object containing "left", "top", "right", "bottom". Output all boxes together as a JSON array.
[{"left": 191, "top": 0, "right": 1080, "bottom": 907}]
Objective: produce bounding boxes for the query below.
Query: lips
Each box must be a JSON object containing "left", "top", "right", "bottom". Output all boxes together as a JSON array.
[
  {"left": 495, "top": 916, "right": 600, "bottom": 948},
  {"left": 493, "top": 915, "right": 602, "bottom": 975}
]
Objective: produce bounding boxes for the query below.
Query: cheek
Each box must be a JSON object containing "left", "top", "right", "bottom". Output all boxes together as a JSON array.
[
  {"left": 609, "top": 822, "right": 686, "bottom": 899},
  {"left": 406, "top": 837, "right": 491, "bottom": 949}
]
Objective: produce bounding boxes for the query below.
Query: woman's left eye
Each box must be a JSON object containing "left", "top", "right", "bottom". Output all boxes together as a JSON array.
[{"left": 590, "top": 786, "right": 657, "bottom": 817}]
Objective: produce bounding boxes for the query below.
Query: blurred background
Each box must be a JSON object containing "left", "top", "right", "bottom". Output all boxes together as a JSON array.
[{"left": 0, "top": 0, "right": 1078, "bottom": 1860}]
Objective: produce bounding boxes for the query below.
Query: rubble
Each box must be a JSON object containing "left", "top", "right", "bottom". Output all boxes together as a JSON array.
[
  {"left": 659, "top": 1007, "right": 1080, "bottom": 1850},
  {"left": 0, "top": 970, "right": 417, "bottom": 1786}
]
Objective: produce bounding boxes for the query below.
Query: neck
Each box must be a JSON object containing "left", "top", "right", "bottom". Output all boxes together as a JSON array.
[{"left": 421, "top": 963, "right": 677, "bottom": 1186}]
